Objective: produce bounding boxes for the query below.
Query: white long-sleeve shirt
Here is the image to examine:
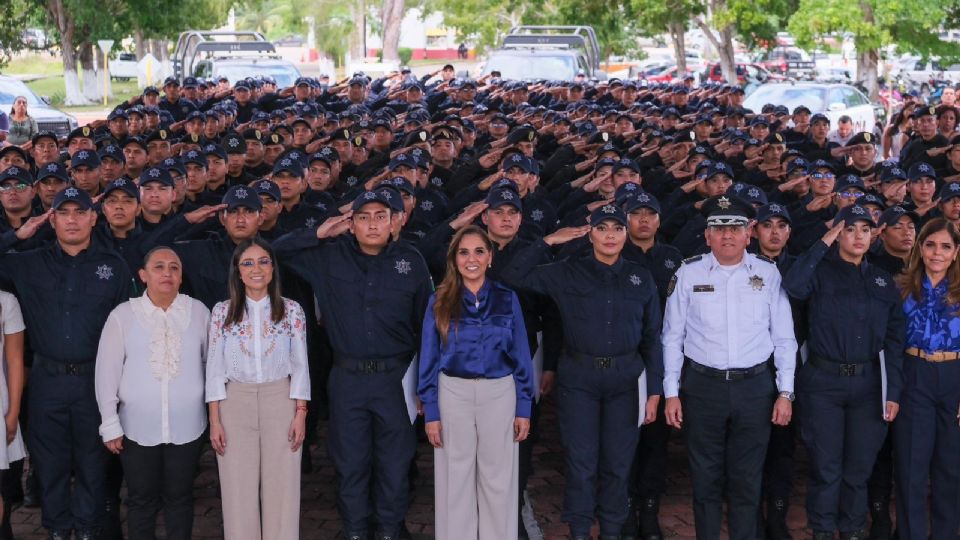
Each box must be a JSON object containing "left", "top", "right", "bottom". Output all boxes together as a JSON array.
[
  {"left": 661, "top": 252, "right": 797, "bottom": 398},
  {"left": 95, "top": 294, "right": 210, "bottom": 446},
  {"left": 205, "top": 296, "right": 310, "bottom": 403}
]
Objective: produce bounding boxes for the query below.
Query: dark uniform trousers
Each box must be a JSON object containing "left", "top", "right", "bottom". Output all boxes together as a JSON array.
[
  {"left": 557, "top": 355, "right": 642, "bottom": 536},
  {"left": 797, "top": 361, "right": 887, "bottom": 533},
  {"left": 681, "top": 364, "right": 775, "bottom": 540},
  {"left": 327, "top": 361, "right": 415, "bottom": 536},
  {"left": 29, "top": 361, "right": 105, "bottom": 531},
  {"left": 894, "top": 356, "right": 960, "bottom": 540},
  {"left": 630, "top": 399, "right": 669, "bottom": 497}
]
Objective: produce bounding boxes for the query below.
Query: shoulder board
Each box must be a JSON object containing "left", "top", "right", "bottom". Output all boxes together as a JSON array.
[
  {"left": 682, "top": 255, "right": 703, "bottom": 265},
  {"left": 755, "top": 254, "right": 776, "bottom": 264}
]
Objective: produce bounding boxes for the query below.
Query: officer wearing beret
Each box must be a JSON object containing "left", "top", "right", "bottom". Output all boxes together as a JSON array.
[
  {"left": 839, "top": 132, "right": 879, "bottom": 180},
  {"left": 144, "top": 129, "right": 173, "bottom": 167},
  {"left": 0, "top": 187, "right": 134, "bottom": 540},
  {"left": 272, "top": 190, "right": 433, "bottom": 540},
  {"left": 662, "top": 195, "right": 796, "bottom": 540},
  {"left": 783, "top": 205, "right": 904, "bottom": 540},
  {"left": 501, "top": 203, "right": 663, "bottom": 540}
]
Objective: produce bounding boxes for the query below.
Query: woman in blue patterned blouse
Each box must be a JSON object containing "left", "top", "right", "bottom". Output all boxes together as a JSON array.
[
  {"left": 894, "top": 217, "right": 960, "bottom": 540},
  {"left": 419, "top": 225, "right": 534, "bottom": 540}
]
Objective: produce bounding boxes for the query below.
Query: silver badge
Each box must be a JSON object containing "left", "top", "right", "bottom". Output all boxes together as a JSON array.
[
  {"left": 875, "top": 277, "right": 887, "bottom": 287},
  {"left": 234, "top": 187, "right": 248, "bottom": 199},
  {"left": 148, "top": 168, "right": 160, "bottom": 178},
  {"left": 601, "top": 205, "right": 616, "bottom": 214},
  {"left": 64, "top": 187, "right": 79, "bottom": 197},
  {"left": 96, "top": 265, "right": 114, "bottom": 281},
  {"left": 420, "top": 200, "right": 434, "bottom": 212},
  {"left": 629, "top": 274, "right": 642, "bottom": 286},
  {"left": 664, "top": 259, "right": 676, "bottom": 269},
  {"left": 531, "top": 209, "right": 544, "bottom": 222},
  {"left": 305, "top": 217, "right": 318, "bottom": 228},
  {"left": 395, "top": 259, "right": 411, "bottom": 275}
]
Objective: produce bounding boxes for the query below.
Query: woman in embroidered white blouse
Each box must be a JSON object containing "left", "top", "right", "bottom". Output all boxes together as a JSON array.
[
  {"left": 95, "top": 247, "right": 210, "bottom": 540},
  {"left": 206, "top": 237, "right": 310, "bottom": 540}
]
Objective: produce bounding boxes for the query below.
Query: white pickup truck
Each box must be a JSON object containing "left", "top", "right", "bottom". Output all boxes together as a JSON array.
[
  {"left": 894, "top": 55, "right": 960, "bottom": 94},
  {"left": 109, "top": 53, "right": 139, "bottom": 81}
]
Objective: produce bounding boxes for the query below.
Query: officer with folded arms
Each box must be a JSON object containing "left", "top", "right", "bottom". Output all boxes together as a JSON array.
[{"left": 662, "top": 194, "right": 797, "bottom": 540}]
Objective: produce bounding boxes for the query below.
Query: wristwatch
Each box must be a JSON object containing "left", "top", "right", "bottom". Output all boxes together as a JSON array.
[{"left": 778, "top": 391, "right": 795, "bottom": 402}]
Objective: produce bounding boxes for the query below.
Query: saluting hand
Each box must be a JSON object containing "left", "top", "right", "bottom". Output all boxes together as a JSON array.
[
  {"left": 449, "top": 202, "right": 489, "bottom": 230},
  {"left": 184, "top": 204, "right": 227, "bottom": 224},
  {"left": 514, "top": 417, "right": 530, "bottom": 442},
  {"left": 822, "top": 219, "right": 845, "bottom": 246},
  {"left": 426, "top": 420, "right": 443, "bottom": 448},
  {"left": 664, "top": 397, "right": 683, "bottom": 429},
  {"left": 15, "top": 210, "right": 52, "bottom": 241},
  {"left": 317, "top": 212, "right": 353, "bottom": 239},
  {"left": 543, "top": 225, "right": 591, "bottom": 246}
]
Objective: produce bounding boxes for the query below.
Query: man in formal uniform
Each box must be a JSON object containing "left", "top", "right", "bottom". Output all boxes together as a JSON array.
[
  {"left": 0, "top": 188, "right": 134, "bottom": 540},
  {"left": 662, "top": 195, "right": 797, "bottom": 540}
]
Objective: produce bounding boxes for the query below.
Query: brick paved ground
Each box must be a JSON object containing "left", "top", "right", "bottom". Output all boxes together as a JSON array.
[{"left": 9, "top": 393, "right": 878, "bottom": 539}]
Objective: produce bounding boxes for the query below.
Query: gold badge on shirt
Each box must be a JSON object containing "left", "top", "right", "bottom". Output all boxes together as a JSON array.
[{"left": 749, "top": 275, "right": 764, "bottom": 291}]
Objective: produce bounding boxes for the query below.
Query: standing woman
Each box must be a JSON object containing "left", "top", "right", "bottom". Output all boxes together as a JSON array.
[
  {"left": 206, "top": 238, "right": 310, "bottom": 540},
  {"left": 419, "top": 225, "right": 535, "bottom": 540},
  {"left": 0, "top": 289, "right": 26, "bottom": 527},
  {"left": 783, "top": 205, "right": 905, "bottom": 540},
  {"left": 95, "top": 247, "right": 209, "bottom": 540},
  {"left": 7, "top": 97, "right": 38, "bottom": 146},
  {"left": 894, "top": 218, "right": 960, "bottom": 540},
  {"left": 501, "top": 204, "right": 663, "bottom": 540}
]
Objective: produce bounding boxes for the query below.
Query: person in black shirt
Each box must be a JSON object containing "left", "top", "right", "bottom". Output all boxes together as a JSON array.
[{"left": 899, "top": 106, "right": 951, "bottom": 173}]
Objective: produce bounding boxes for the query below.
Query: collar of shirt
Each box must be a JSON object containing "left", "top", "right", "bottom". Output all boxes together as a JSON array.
[
  {"left": 245, "top": 295, "right": 270, "bottom": 311},
  {"left": 131, "top": 293, "right": 192, "bottom": 380},
  {"left": 585, "top": 254, "right": 624, "bottom": 277},
  {"left": 923, "top": 275, "right": 950, "bottom": 299},
  {"left": 703, "top": 251, "right": 757, "bottom": 273},
  {"left": 463, "top": 279, "right": 491, "bottom": 311}
]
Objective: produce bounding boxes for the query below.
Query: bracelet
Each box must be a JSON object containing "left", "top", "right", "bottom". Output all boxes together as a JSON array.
[{"left": 295, "top": 405, "right": 308, "bottom": 411}]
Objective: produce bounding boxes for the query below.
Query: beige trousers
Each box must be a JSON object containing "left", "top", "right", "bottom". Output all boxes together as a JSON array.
[
  {"left": 434, "top": 374, "right": 519, "bottom": 540},
  {"left": 217, "top": 378, "right": 301, "bottom": 540}
]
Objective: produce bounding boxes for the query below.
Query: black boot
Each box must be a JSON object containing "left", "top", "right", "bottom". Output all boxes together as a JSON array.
[
  {"left": 47, "top": 530, "right": 70, "bottom": 540},
  {"left": 841, "top": 530, "right": 867, "bottom": 540},
  {"left": 23, "top": 467, "right": 39, "bottom": 508},
  {"left": 101, "top": 498, "right": 122, "bottom": 540},
  {"left": 765, "top": 497, "right": 792, "bottom": 540},
  {"left": 343, "top": 532, "right": 367, "bottom": 540},
  {"left": 599, "top": 536, "right": 620, "bottom": 540},
  {"left": 868, "top": 499, "right": 892, "bottom": 540},
  {"left": 301, "top": 448, "right": 313, "bottom": 474},
  {"left": 0, "top": 499, "right": 14, "bottom": 540},
  {"left": 638, "top": 497, "right": 663, "bottom": 540},
  {"left": 75, "top": 528, "right": 100, "bottom": 540},
  {"left": 812, "top": 532, "right": 833, "bottom": 540},
  {"left": 620, "top": 496, "right": 639, "bottom": 540},
  {"left": 518, "top": 502, "right": 529, "bottom": 539}
]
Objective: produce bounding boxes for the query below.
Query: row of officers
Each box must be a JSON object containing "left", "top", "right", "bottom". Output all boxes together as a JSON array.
[{"left": 0, "top": 169, "right": 954, "bottom": 540}]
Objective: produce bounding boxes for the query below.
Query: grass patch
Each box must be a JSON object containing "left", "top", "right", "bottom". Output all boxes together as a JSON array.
[
  {"left": 25, "top": 75, "right": 140, "bottom": 112},
  {"left": 0, "top": 52, "right": 63, "bottom": 77}
]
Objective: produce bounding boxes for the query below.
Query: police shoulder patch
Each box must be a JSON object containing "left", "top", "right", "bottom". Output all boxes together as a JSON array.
[
  {"left": 682, "top": 254, "right": 703, "bottom": 265},
  {"left": 755, "top": 254, "right": 776, "bottom": 264},
  {"left": 667, "top": 274, "right": 678, "bottom": 297}
]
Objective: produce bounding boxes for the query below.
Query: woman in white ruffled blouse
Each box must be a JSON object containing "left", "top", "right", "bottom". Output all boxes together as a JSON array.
[
  {"left": 95, "top": 247, "right": 210, "bottom": 540},
  {"left": 206, "top": 237, "right": 310, "bottom": 540}
]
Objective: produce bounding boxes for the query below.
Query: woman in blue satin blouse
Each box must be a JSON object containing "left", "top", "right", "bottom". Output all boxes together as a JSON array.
[
  {"left": 894, "top": 218, "right": 960, "bottom": 540},
  {"left": 419, "top": 225, "right": 534, "bottom": 540}
]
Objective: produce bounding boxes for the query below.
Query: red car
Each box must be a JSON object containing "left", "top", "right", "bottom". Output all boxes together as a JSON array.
[
  {"left": 704, "top": 63, "right": 786, "bottom": 84},
  {"left": 646, "top": 66, "right": 696, "bottom": 83}
]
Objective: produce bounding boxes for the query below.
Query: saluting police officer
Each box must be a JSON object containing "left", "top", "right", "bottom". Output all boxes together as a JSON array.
[
  {"left": 783, "top": 205, "right": 904, "bottom": 540},
  {"left": 273, "top": 190, "right": 433, "bottom": 540},
  {"left": 0, "top": 187, "right": 134, "bottom": 540},
  {"left": 662, "top": 194, "right": 797, "bottom": 540}
]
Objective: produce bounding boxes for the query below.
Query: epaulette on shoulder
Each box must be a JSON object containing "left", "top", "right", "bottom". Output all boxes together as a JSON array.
[
  {"left": 682, "top": 254, "right": 703, "bottom": 265},
  {"left": 755, "top": 254, "right": 776, "bottom": 264}
]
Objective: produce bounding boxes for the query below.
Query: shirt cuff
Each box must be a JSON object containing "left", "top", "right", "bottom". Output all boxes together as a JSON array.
[
  {"left": 515, "top": 398, "right": 532, "bottom": 419},
  {"left": 99, "top": 417, "right": 124, "bottom": 443},
  {"left": 663, "top": 377, "right": 680, "bottom": 399},
  {"left": 423, "top": 401, "right": 440, "bottom": 423}
]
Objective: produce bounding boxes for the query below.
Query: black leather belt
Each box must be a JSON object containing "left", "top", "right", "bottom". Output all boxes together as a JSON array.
[
  {"left": 334, "top": 354, "right": 410, "bottom": 374},
  {"left": 808, "top": 355, "right": 876, "bottom": 377},
  {"left": 565, "top": 350, "right": 639, "bottom": 370},
  {"left": 684, "top": 357, "right": 770, "bottom": 381},
  {"left": 34, "top": 355, "right": 94, "bottom": 376}
]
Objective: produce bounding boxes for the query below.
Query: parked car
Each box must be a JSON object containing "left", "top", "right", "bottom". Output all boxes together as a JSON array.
[
  {"left": 893, "top": 55, "right": 960, "bottom": 94},
  {"left": 743, "top": 82, "right": 880, "bottom": 133},
  {"left": 20, "top": 29, "right": 47, "bottom": 49},
  {"left": 703, "top": 63, "right": 786, "bottom": 85},
  {"left": 273, "top": 35, "right": 305, "bottom": 47},
  {"left": 815, "top": 67, "right": 854, "bottom": 84},
  {"left": 758, "top": 47, "right": 816, "bottom": 79},
  {"left": 109, "top": 53, "right": 138, "bottom": 81},
  {"left": 0, "top": 76, "right": 77, "bottom": 138},
  {"left": 646, "top": 65, "right": 696, "bottom": 83}
]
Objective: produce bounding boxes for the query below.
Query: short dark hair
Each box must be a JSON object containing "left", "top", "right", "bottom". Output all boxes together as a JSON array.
[{"left": 838, "top": 115, "right": 853, "bottom": 124}]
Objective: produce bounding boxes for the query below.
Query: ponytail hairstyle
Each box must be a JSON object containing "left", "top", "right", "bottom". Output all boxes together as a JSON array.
[{"left": 433, "top": 226, "right": 494, "bottom": 344}]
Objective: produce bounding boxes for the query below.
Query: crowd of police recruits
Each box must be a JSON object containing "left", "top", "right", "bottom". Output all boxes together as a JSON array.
[{"left": 0, "top": 63, "right": 958, "bottom": 540}]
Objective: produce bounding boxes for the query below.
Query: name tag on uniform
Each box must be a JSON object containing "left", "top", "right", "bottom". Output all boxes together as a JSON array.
[{"left": 693, "top": 285, "right": 715, "bottom": 293}]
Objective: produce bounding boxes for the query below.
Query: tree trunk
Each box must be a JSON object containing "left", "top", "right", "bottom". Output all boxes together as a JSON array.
[
  {"left": 669, "top": 21, "right": 687, "bottom": 74},
  {"left": 79, "top": 42, "right": 101, "bottom": 102},
  {"left": 718, "top": 25, "right": 737, "bottom": 85},
  {"left": 349, "top": 0, "right": 366, "bottom": 60},
  {"left": 45, "top": 0, "right": 89, "bottom": 105},
  {"left": 380, "top": 0, "right": 405, "bottom": 63},
  {"left": 134, "top": 28, "right": 145, "bottom": 59},
  {"left": 858, "top": 48, "right": 880, "bottom": 101}
]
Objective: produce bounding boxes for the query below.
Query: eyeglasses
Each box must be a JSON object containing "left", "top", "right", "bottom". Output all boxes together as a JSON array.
[
  {"left": 238, "top": 257, "right": 273, "bottom": 268},
  {"left": 837, "top": 191, "right": 864, "bottom": 199},
  {"left": 811, "top": 173, "right": 835, "bottom": 180},
  {"left": 0, "top": 183, "right": 31, "bottom": 193}
]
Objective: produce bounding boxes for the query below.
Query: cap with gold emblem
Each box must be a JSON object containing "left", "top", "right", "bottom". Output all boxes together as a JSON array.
[
  {"left": 66, "top": 125, "right": 95, "bottom": 145},
  {"left": 913, "top": 106, "right": 938, "bottom": 119},
  {"left": 845, "top": 132, "right": 875, "bottom": 147},
  {"left": 700, "top": 194, "right": 756, "bottom": 226}
]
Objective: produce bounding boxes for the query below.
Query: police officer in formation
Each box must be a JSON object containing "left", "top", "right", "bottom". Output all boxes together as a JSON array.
[{"left": 2, "top": 68, "right": 960, "bottom": 540}]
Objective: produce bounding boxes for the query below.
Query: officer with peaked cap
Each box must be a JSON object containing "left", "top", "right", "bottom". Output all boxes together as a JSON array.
[{"left": 662, "top": 195, "right": 797, "bottom": 540}]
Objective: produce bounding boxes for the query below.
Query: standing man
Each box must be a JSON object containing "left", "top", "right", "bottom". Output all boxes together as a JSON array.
[
  {"left": 274, "top": 191, "right": 433, "bottom": 540},
  {"left": 662, "top": 195, "right": 797, "bottom": 540},
  {"left": 0, "top": 188, "right": 134, "bottom": 540}
]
